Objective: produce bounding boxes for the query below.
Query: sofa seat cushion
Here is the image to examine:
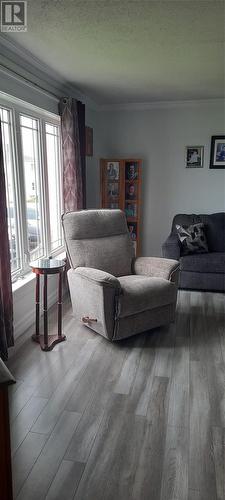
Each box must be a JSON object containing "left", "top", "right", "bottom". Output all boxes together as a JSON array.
[
  {"left": 180, "top": 252, "right": 225, "bottom": 274},
  {"left": 117, "top": 275, "right": 177, "bottom": 318}
]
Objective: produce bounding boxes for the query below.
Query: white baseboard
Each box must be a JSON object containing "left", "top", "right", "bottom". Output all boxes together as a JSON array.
[{"left": 14, "top": 289, "right": 58, "bottom": 340}]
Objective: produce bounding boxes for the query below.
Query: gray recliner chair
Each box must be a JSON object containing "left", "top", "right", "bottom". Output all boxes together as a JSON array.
[{"left": 62, "top": 209, "right": 179, "bottom": 341}]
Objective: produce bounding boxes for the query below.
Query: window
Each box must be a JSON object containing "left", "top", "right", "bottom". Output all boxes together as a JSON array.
[
  {"left": 0, "top": 94, "right": 63, "bottom": 280},
  {"left": 45, "top": 123, "right": 62, "bottom": 252},
  {"left": 0, "top": 107, "right": 20, "bottom": 273},
  {"left": 20, "top": 114, "right": 45, "bottom": 261}
]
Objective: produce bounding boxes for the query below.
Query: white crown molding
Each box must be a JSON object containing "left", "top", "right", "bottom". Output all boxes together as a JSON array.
[
  {"left": 0, "top": 88, "right": 61, "bottom": 120},
  {"left": 0, "top": 34, "right": 99, "bottom": 110},
  {"left": 98, "top": 98, "right": 225, "bottom": 112}
]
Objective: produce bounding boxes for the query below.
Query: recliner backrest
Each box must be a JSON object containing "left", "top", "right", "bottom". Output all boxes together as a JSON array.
[{"left": 62, "top": 209, "right": 135, "bottom": 276}]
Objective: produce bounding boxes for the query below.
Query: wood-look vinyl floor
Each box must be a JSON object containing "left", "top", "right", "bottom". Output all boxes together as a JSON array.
[{"left": 7, "top": 290, "right": 225, "bottom": 500}]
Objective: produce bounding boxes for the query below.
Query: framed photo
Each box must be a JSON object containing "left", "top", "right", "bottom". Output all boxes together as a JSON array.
[
  {"left": 125, "top": 202, "right": 137, "bottom": 217},
  {"left": 107, "top": 161, "right": 119, "bottom": 180},
  {"left": 185, "top": 146, "right": 204, "bottom": 168},
  {"left": 210, "top": 136, "right": 225, "bottom": 169},
  {"left": 126, "top": 183, "right": 137, "bottom": 200},
  {"left": 125, "top": 161, "right": 138, "bottom": 180},
  {"left": 107, "top": 182, "right": 119, "bottom": 198}
]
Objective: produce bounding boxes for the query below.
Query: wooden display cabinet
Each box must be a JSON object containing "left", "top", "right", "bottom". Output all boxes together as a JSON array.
[{"left": 100, "top": 158, "right": 142, "bottom": 255}]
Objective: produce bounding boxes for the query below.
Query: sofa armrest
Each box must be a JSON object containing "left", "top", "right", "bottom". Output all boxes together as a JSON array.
[
  {"left": 162, "top": 232, "right": 181, "bottom": 260},
  {"left": 74, "top": 267, "right": 121, "bottom": 290},
  {"left": 132, "top": 257, "right": 180, "bottom": 284}
]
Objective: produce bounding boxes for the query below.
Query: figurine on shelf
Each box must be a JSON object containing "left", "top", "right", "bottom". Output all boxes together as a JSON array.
[
  {"left": 128, "top": 223, "right": 137, "bottom": 241},
  {"left": 108, "top": 202, "right": 119, "bottom": 209},
  {"left": 128, "top": 222, "right": 137, "bottom": 241}
]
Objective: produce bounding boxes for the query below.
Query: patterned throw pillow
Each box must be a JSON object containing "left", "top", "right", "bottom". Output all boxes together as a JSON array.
[{"left": 176, "top": 223, "right": 208, "bottom": 255}]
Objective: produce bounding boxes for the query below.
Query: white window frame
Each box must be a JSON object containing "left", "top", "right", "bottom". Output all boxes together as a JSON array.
[{"left": 0, "top": 91, "right": 64, "bottom": 280}]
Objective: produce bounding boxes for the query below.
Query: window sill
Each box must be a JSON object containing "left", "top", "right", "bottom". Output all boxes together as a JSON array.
[
  {"left": 12, "top": 250, "right": 67, "bottom": 294},
  {"left": 12, "top": 271, "right": 35, "bottom": 293}
]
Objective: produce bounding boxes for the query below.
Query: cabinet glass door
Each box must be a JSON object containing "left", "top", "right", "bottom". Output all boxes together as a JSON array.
[
  {"left": 105, "top": 161, "right": 120, "bottom": 209},
  {"left": 124, "top": 161, "right": 140, "bottom": 252}
]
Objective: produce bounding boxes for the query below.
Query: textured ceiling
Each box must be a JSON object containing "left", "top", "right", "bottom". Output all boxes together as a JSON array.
[{"left": 7, "top": 0, "right": 225, "bottom": 105}]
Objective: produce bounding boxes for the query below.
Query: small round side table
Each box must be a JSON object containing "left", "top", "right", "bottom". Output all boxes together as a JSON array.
[{"left": 30, "top": 258, "right": 66, "bottom": 351}]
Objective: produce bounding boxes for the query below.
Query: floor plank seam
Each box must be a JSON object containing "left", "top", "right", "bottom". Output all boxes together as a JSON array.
[
  {"left": 14, "top": 433, "right": 48, "bottom": 499},
  {"left": 9, "top": 291, "right": 225, "bottom": 500}
]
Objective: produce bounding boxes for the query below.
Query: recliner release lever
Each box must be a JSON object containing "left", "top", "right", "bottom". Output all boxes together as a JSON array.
[{"left": 81, "top": 316, "right": 98, "bottom": 324}]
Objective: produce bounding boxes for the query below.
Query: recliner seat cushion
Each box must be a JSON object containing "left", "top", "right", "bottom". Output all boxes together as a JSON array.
[
  {"left": 117, "top": 275, "right": 177, "bottom": 318},
  {"left": 180, "top": 252, "right": 225, "bottom": 274}
]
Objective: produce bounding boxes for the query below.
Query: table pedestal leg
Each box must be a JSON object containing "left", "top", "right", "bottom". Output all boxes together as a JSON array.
[
  {"left": 36, "top": 274, "right": 40, "bottom": 337},
  {"left": 31, "top": 274, "right": 40, "bottom": 343},
  {"left": 43, "top": 274, "right": 48, "bottom": 349},
  {"left": 58, "top": 271, "right": 62, "bottom": 337}
]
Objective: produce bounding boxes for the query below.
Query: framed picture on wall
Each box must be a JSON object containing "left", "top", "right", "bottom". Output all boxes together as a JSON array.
[
  {"left": 210, "top": 136, "right": 225, "bottom": 169},
  {"left": 185, "top": 146, "right": 204, "bottom": 168}
]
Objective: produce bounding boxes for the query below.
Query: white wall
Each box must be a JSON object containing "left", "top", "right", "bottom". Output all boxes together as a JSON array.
[{"left": 87, "top": 100, "right": 225, "bottom": 256}]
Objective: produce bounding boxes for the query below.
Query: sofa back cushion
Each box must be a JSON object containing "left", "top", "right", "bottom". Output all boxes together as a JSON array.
[
  {"left": 62, "top": 209, "right": 135, "bottom": 277},
  {"left": 172, "top": 213, "right": 225, "bottom": 252}
]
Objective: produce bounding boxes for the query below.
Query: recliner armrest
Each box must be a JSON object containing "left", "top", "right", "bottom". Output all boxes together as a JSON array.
[
  {"left": 132, "top": 257, "right": 180, "bottom": 283},
  {"left": 67, "top": 267, "right": 120, "bottom": 341},
  {"left": 74, "top": 267, "right": 121, "bottom": 290},
  {"left": 162, "top": 232, "right": 181, "bottom": 260}
]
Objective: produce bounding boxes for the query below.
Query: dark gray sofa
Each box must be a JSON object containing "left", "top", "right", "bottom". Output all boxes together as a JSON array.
[{"left": 162, "top": 213, "right": 225, "bottom": 292}]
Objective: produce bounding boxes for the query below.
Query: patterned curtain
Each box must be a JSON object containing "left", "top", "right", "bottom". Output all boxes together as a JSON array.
[
  {"left": 0, "top": 120, "right": 14, "bottom": 360},
  {"left": 59, "top": 98, "right": 86, "bottom": 211}
]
